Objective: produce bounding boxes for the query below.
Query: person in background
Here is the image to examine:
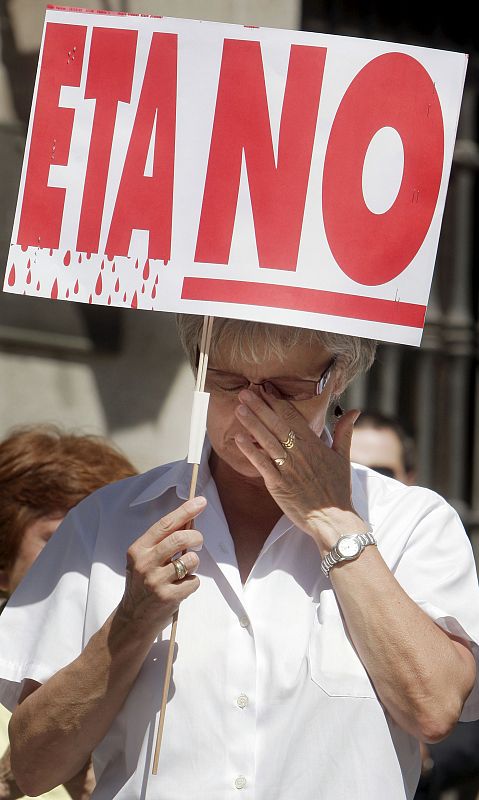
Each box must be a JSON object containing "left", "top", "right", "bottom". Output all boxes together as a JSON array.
[
  {"left": 0, "top": 426, "right": 137, "bottom": 800},
  {"left": 350, "top": 410, "right": 416, "bottom": 485},
  {"left": 351, "top": 411, "right": 479, "bottom": 800}
]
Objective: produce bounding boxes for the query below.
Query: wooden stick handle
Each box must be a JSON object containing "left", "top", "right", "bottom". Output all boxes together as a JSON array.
[
  {"left": 151, "top": 316, "right": 213, "bottom": 775},
  {"left": 151, "top": 463, "right": 199, "bottom": 774}
]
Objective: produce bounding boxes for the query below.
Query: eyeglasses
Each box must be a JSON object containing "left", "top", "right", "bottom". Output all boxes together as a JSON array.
[{"left": 205, "top": 359, "right": 335, "bottom": 402}]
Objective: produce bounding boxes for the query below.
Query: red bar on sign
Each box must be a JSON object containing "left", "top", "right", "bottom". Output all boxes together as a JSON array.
[{"left": 181, "top": 278, "right": 426, "bottom": 328}]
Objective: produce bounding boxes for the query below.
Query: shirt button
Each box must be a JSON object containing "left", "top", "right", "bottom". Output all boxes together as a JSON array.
[
  {"left": 239, "top": 616, "right": 249, "bottom": 628},
  {"left": 235, "top": 775, "right": 247, "bottom": 789},
  {"left": 236, "top": 693, "right": 249, "bottom": 709}
]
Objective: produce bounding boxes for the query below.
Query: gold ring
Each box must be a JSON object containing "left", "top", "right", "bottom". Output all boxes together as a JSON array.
[
  {"left": 281, "top": 430, "right": 296, "bottom": 449},
  {"left": 274, "top": 456, "right": 287, "bottom": 467},
  {"left": 172, "top": 557, "right": 188, "bottom": 581}
]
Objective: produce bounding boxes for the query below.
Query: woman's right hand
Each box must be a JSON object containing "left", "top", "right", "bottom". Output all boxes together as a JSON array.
[{"left": 117, "top": 496, "right": 206, "bottom": 636}]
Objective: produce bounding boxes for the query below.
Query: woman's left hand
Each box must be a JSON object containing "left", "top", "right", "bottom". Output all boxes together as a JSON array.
[{"left": 234, "top": 388, "right": 367, "bottom": 552}]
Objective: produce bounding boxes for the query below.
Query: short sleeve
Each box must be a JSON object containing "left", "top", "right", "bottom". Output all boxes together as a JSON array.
[
  {"left": 0, "top": 497, "right": 98, "bottom": 710},
  {"left": 394, "top": 499, "right": 479, "bottom": 721}
]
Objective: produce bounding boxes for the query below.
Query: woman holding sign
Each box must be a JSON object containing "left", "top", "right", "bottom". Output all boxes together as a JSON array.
[{"left": 0, "top": 317, "right": 478, "bottom": 800}]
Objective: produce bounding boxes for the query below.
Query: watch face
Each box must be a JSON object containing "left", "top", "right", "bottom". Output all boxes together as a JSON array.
[{"left": 337, "top": 536, "right": 361, "bottom": 558}]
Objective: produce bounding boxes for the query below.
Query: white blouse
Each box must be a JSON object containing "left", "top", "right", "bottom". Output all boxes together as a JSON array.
[{"left": 0, "top": 443, "right": 479, "bottom": 800}]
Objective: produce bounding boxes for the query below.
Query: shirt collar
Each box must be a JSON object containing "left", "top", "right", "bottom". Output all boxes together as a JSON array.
[
  {"left": 351, "top": 462, "right": 371, "bottom": 525},
  {"left": 321, "top": 427, "right": 370, "bottom": 524},
  {"left": 129, "top": 439, "right": 213, "bottom": 507}
]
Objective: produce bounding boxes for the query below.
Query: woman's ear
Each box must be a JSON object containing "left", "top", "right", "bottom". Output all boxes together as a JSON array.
[{"left": 330, "top": 370, "right": 347, "bottom": 398}]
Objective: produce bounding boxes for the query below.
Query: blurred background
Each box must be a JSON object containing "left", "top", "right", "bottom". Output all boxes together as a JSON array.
[{"left": 0, "top": 1, "right": 477, "bottom": 555}]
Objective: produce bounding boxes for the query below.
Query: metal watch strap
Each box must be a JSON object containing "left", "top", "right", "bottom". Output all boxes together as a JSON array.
[{"left": 321, "top": 530, "right": 376, "bottom": 578}]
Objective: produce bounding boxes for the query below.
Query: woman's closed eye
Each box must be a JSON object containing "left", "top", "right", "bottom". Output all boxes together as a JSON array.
[
  {"left": 220, "top": 382, "right": 247, "bottom": 393},
  {"left": 207, "top": 373, "right": 249, "bottom": 392}
]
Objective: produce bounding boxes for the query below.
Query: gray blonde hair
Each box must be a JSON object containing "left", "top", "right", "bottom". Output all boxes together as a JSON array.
[{"left": 176, "top": 315, "right": 376, "bottom": 394}]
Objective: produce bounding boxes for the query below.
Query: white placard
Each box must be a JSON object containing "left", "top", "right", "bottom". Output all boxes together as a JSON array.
[{"left": 3, "top": 6, "right": 468, "bottom": 345}]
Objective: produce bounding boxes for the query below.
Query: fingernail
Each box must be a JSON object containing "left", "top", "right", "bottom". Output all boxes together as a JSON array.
[
  {"left": 239, "top": 389, "right": 255, "bottom": 402},
  {"left": 236, "top": 433, "right": 248, "bottom": 443},
  {"left": 191, "top": 496, "right": 206, "bottom": 510},
  {"left": 237, "top": 404, "right": 249, "bottom": 416}
]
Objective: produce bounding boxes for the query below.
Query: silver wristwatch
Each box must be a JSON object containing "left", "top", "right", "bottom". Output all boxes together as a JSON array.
[{"left": 321, "top": 528, "right": 376, "bottom": 578}]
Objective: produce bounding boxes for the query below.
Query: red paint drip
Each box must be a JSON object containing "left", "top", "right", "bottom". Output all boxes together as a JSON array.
[
  {"left": 108, "top": 295, "right": 111, "bottom": 305},
  {"left": 51, "top": 278, "right": 58, "bottom": 299},
  {"left": 63, "top": 250, "right": 71, "bottom": 266},
  {"left": 36, "top": 280, "right": 40, "bottom": 291},
  {"left": 7, "top": 264, "right": 15, "bottom": 286},
  {"left": 100, "top": 259, "right": 105, "bottom": 270},
  {"left": 123, "top": 292, "right": 127, "bottom": 303},
  {"left": 74, "top": 279, "right": 79, "bottom": 294},
  {"left": 88, "top": 294, "right": 92, "bottom": 304},
  {"left": 95, "top": 272, "right": 102, "bottom": 295},
  {"left": 78, "top": 253, "right": 82, "bottom": 263},
  {"left": 49, "top": 248, "right": 53, "bottom": 256},
  {"left": 27, "top": 259, "right": 31, "bottom": 270},
  {"left": 141, "top": 284, "right": 145, "bottom": 294},
  {"left": 151, "top": 284, "right": 156, "bottom": 299},
  {"left": 143, "top": 260, "right": 150, "bottom": 280},
  {"left": 66, "top": 288, "right": 70, "bottom": 298},
  {"left": 21, "top": 245, "right": 28, "bottom": 252},
  {"left": 131, "top": 291, "right": 138, "bottom": 309},
  {"left": 135, "top": 259, "right": 139, "bottom": 269},
  {"left": 155, "top": 274, "right": 159, "bottom": 285},
  {"left": 26, "top": 271, "right": 32, "bottom": 285},
  {"left": 112, "top": 261, "right": 116, "bottom": 273},
  {"left": 163, "top": 260, "right": 169, "bottom": 266},
  {"left": 86, "top": 253, "right": 91, "bottom": 259},
  {"left": 115, "top": 277, "right": 120, "bottom": 292}
]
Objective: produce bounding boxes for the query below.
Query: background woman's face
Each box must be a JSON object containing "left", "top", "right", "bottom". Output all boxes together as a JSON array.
[
  {"left": 1, "top": 514, "right": 64, "bottom": 596},
  {"left": 206, "top": 339, "right": 337, "bottom": 479}
]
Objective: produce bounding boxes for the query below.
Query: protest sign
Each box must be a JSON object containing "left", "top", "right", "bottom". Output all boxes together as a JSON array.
[{"left": 3, "top": 6, "right": 467, "bottom": 344}]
